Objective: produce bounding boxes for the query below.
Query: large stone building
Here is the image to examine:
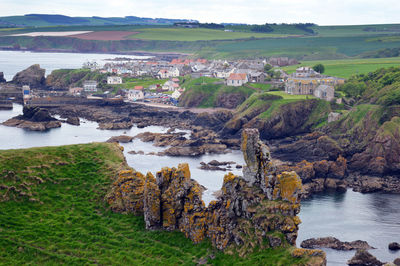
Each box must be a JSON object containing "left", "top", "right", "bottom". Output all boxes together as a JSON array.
[{"left": 285, "top": 67, "right": 345, "bottom": 101}]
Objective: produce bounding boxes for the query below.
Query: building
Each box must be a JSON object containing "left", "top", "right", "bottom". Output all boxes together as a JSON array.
[
  {"left": 22, "top": 85, "right": 30, "bottom": 104},
  {"left": 107, "top": 76, "right": 122, "bottom": 85},
  {"left": 127, "top": 89, "right": 144, "bottom": 101},
  {"left": 69, "top": 87, "right": 83, "bottom": 95},
  {"left": 284, "top": 67, "right": 345, "bottom": 101},
  {"left": 171, "top": 89, "right": 182, "bottom": 99},
  {"left": 314, "top": 85, "right": 335, "bottom": 101},
  {"left": 83, "top": 80, "right": 98, "bottom": 92},
  {"left": 226, "top": 73, "right": 248, "bottom": 87}
]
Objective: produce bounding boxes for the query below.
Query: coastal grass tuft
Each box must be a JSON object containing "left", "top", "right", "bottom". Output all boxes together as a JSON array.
[{"left": 0, "top": 143, "right": 309, "bottom": 265}]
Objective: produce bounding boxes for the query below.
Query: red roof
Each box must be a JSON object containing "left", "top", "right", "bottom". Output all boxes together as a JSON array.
[
  {"left": 228, "top": 73, "right": 247, "bottom": 80},
  {"left": 172, "top": 78, "right": 180, "bottom": 82},
  {"left": 134, "top": 86, "right": 144, "bottom": 90}
]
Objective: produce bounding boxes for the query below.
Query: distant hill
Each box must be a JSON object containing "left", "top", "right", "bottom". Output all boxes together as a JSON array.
[{"left": 0, "top": 14, "right": 198, "bottom": 27}]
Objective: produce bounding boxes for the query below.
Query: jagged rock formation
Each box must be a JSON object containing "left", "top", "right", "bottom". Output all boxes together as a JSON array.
[
  {"left": 106, "top": 129, "right": 325, "bottom": 263},
  {"left": 347, "top": 250, "right": 383, "bottom": 266},
  {"left": 2, "top": 106, "right": 61, "bottom": 131},
  {"left": 0, "top": 72, "right": 6, "bottom": 83},
  {"left": 11, "top": 64, "right": 46, "bottom": 88}
]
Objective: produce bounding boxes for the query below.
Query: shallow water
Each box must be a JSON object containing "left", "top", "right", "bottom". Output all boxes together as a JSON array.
[{"left": 0, "top": 50, "right": 149, "bottom": 81}]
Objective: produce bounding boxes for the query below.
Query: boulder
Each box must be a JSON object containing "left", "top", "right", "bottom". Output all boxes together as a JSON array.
[
  {"left": 106, "top": 135, "right": 134, "bottom": 143},
  {"left": 394, "top": 258, "right": 400, "bottom": 266},
  {"left": 11, "top": 64, "right": 45, "bottom": 88},
  {"left": 389, "top": 242, "right": 400, "bottom": 251},
  {"left": 347, "top": 250, "right": 383, "bottom": 266},
  {"left": 301, "top": 237, "right": 375, "bottom": 251},
  {"left": 66, "top": 116, "right": 80, "bottom": 126},
  {"left": 98, "top": 121, "right": 133, "bottom": 130},
  {"left": 0, "top": 72, "right": 6, "bottom": 83}
]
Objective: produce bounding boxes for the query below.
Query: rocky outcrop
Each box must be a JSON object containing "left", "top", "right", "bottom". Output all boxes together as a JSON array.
[
  {"left": 276, "top": 156, "right": 348, "bottom": 198},
  {"left": 389, "top": 242, "right": 400, "bottom": 251},
  {"left": 349, "top": 117, "right": 400, "bottom": 175},
  {"left": 106, "top": 129, "right": 325, "bottom": 263},
  {"left": 347, "top": 250, "right": 383, "bottom": 266},
  {"left": 2, "top": 106, "right": 61, "bottom": 131},
  {"left": 11, "top": 64, "right": 45, "bottom": 88},
  {"left": 301, "top": 237, "right": 374, "bottom": 251},
  {"left": 98, "top": 119, "right": 133, "bottom": 130},
  {"left": 199, "top": 160, "right": 236, "bottom": 171},
  {"left": 106, "top": 135, "right": 134, "bottom": 143},
  {"left": 0, "top": 72, "right": 6, "bottom": 83},
  {"left": 66, "top": 116, "right": 80, "bottom": 126}
]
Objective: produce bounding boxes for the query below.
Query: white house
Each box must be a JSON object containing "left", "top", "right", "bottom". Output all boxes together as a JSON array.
[
  {"left": 313, "top": 85, "right": 335, "bottom": 101},
  {"left": 107, "top": 76, "right": 122, "bottom": 85},
  {"left": 127, "top": 89, "right": 144, "bottom": 101},
  {"left": 158, "top": 68, "right": 180, "bottom": 79},
  {"left": 171, "top": 89, "right": 182, "bottom": 99},
  {"left": 226, "top": 73, "right": 248, "bottom": 87},
  {"left": 162, "top": 80, "right": 175, "bottom": 91},
  {"left": 83, "top": 80, "right": 98, "bottom": 92}
]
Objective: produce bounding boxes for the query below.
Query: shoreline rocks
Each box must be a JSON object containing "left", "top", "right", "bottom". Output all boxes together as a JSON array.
[
  {"left": 106, "top": 135, "right": 134, "bottom": 143},
  {"left": 389, "top": 242, "right": 400, "bottom": 251},
  {"left": 2, "top": 106, "right": 61, "bottom": 131},
  {"left": 301, "top": 237, "right": 375, "bottom": 251},
  {"left": 347, "top": 250, "right": 383, "bottom": 266}
]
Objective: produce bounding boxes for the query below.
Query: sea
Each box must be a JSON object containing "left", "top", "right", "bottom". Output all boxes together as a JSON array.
[{"left": 0, "top": 51, "right": 399, "bottom": 265}]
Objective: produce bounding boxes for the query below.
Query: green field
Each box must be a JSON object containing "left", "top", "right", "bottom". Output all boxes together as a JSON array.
[
  {"left": 267, "top": 91, "right": 316, "bottom": 100},
  {"left": 129, "top": 28, "right": 288, "bottom": 41},
  {"left": 282, "top": 57, "right": 400, "bottom": 78},
  {"left": 1, "top": 23, "right": 400, "bottom": 60},
  {"left": 0, "top": 143, "right": 309, "bottom": 265}
]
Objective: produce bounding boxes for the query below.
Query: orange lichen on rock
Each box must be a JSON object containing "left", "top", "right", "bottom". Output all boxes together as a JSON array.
[
  {"left": 105, "top": 169, "right": 145, "bottom": 214},
  {"left": 105, "top": 128, "right": 314, "bottom": 259}
]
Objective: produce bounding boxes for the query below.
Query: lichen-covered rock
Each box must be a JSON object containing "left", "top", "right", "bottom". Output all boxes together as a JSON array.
[
  {"left": 106, "top": 128, "right": 323, "bottom": 263},
  {"left": 105, "top": 169, "right": 145, "bottom": 214},
  {"left": 143, "top": 172, "right": 161, "bottom": 230},
  {"left": 347, "top": 250, "right": 383, "bottom": 266}
]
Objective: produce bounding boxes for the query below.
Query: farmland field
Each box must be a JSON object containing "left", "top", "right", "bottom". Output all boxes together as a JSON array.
[
  {"left": 282, "top": 57, "right": 400, "bottom": 78},
  {"left": 68, "top": 31, "right": 138, "bottom": 40},
  {"left": 128, "top": 28, "right": 289, "bottom": 41}
]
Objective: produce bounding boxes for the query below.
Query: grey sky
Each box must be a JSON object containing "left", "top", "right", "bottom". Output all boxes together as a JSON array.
[{"left": 1, "top": 0, "right": 399, "bottom": 25}]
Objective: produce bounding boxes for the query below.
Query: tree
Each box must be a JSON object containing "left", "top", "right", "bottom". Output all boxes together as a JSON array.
[
  {"left": 264, "top": 64, "right": 272, "bottom": 72},
  {"left": 313, "top": 64, "right": 325, "bottom": 74}
]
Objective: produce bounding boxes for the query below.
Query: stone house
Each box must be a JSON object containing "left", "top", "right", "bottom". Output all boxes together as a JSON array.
[
  {"left": 226, "top": 73, "right": 248, "bottom": 87},
  {"left": 127, "top": 89, "right": 144, "bottom": 101},
  {"left": 313, "top": 85, "right": 335, "bottom": 101},
  {"left": 83, "top": 80, "right": 98, "bottom": 92},
  {"left": 107, "top": 76, "right": 122, "bottom": 85}
]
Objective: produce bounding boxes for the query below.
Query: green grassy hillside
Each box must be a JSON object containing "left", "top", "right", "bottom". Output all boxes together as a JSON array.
[
  {"left": 0, "top": 143, "right": 310, "bottom": 265},
  {"left": 282, "top": 57, "right": 400, "bottom": 78},
  {"left": 178, "top": 77, "right": 255, "bottom": 108}
]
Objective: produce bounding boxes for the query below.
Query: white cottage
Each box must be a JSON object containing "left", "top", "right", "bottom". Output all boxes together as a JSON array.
[
  {"left": 107, "top": 76, "right": 122, "bottom": 84},
  {"left": 127, "top": 89, "right": 144, "bottom": 101}
]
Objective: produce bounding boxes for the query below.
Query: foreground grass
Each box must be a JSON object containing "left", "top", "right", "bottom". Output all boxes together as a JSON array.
[
  {"left": 0, "top": 143, "right": 307, "bottom": 265},
  {"left": 282, "top": 57, "right": 400, "bottom": 78}
]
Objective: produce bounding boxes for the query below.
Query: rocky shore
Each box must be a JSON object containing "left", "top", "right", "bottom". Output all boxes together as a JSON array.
[{"left": 2, "top": 106, "right": 61, "bottom": 131}]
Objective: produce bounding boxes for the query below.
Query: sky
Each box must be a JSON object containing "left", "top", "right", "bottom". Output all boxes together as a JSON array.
[{"left": 1, "top": 0, "right": 400, "bottom": 25}]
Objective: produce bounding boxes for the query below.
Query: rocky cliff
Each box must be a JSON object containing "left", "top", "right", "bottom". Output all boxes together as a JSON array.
[
  {"left": 0, "top": 72, "right": 6, "bottom": 83},
  {"left": 106, "top": 129, "right": 326, "bottom": 264},
  {"left": 11, "top": 64, "right": 45, "bottom": 88}
]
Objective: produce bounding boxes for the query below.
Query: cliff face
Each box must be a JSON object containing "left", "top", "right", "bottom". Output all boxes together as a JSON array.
[
  {"left": 11, "top": 64, "right": 45, "bottom": 88},
  {"left": 106, "top": 129, "right": 324, "bottom": 263}
]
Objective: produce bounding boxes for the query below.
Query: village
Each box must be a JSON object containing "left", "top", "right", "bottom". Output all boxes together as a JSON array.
[{"left": 2, "top": 56, "right": 346, "bottom": 108}]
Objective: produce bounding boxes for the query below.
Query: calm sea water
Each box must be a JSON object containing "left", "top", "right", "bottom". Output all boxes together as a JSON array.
[
  {"left": 0, "top": 50, "right": 149, "bottom": 81},
  {"left": 0, "top": 51, "right": 399, "bottom": 265}
]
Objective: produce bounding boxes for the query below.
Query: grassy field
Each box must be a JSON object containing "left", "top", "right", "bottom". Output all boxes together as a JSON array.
[
  {"left": 248, "top": 83, "right": 273, "bottom": 91},
  {"left": 267, "top": 91, "right": 316, "bottom": 100},
  {"left": 128, "top": 28, "right": 288, "bottom": 41},
  {"left": 282, "top": 57, "right": 400, "bottom": 78},
  {"left": 0, "top": 143, "right": 309, "bottom": 265}
]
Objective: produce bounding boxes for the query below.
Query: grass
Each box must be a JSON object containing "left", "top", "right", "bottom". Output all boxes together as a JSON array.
[
  {"left": 0, "top": 143, "right": 309, "bottom": 265},
  {"left": 267, "top": 91, "right": 315, "bottom": 100},
  {"left": 111, "top": 77, "right": 167, "bottom": 91},
  {"left": 248, "top": 83, "right": 273, "bottom": 91},
  {"left": 128, "top": 28, "right": 288, "bottom": 41},
  {"left": 282, "top": 57, "right": 400, "bottom": 78}
]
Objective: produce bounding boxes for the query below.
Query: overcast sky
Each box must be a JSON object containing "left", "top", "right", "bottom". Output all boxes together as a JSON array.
[{"left": 1, "top": 0, "right": 399, "bottom": 25}]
